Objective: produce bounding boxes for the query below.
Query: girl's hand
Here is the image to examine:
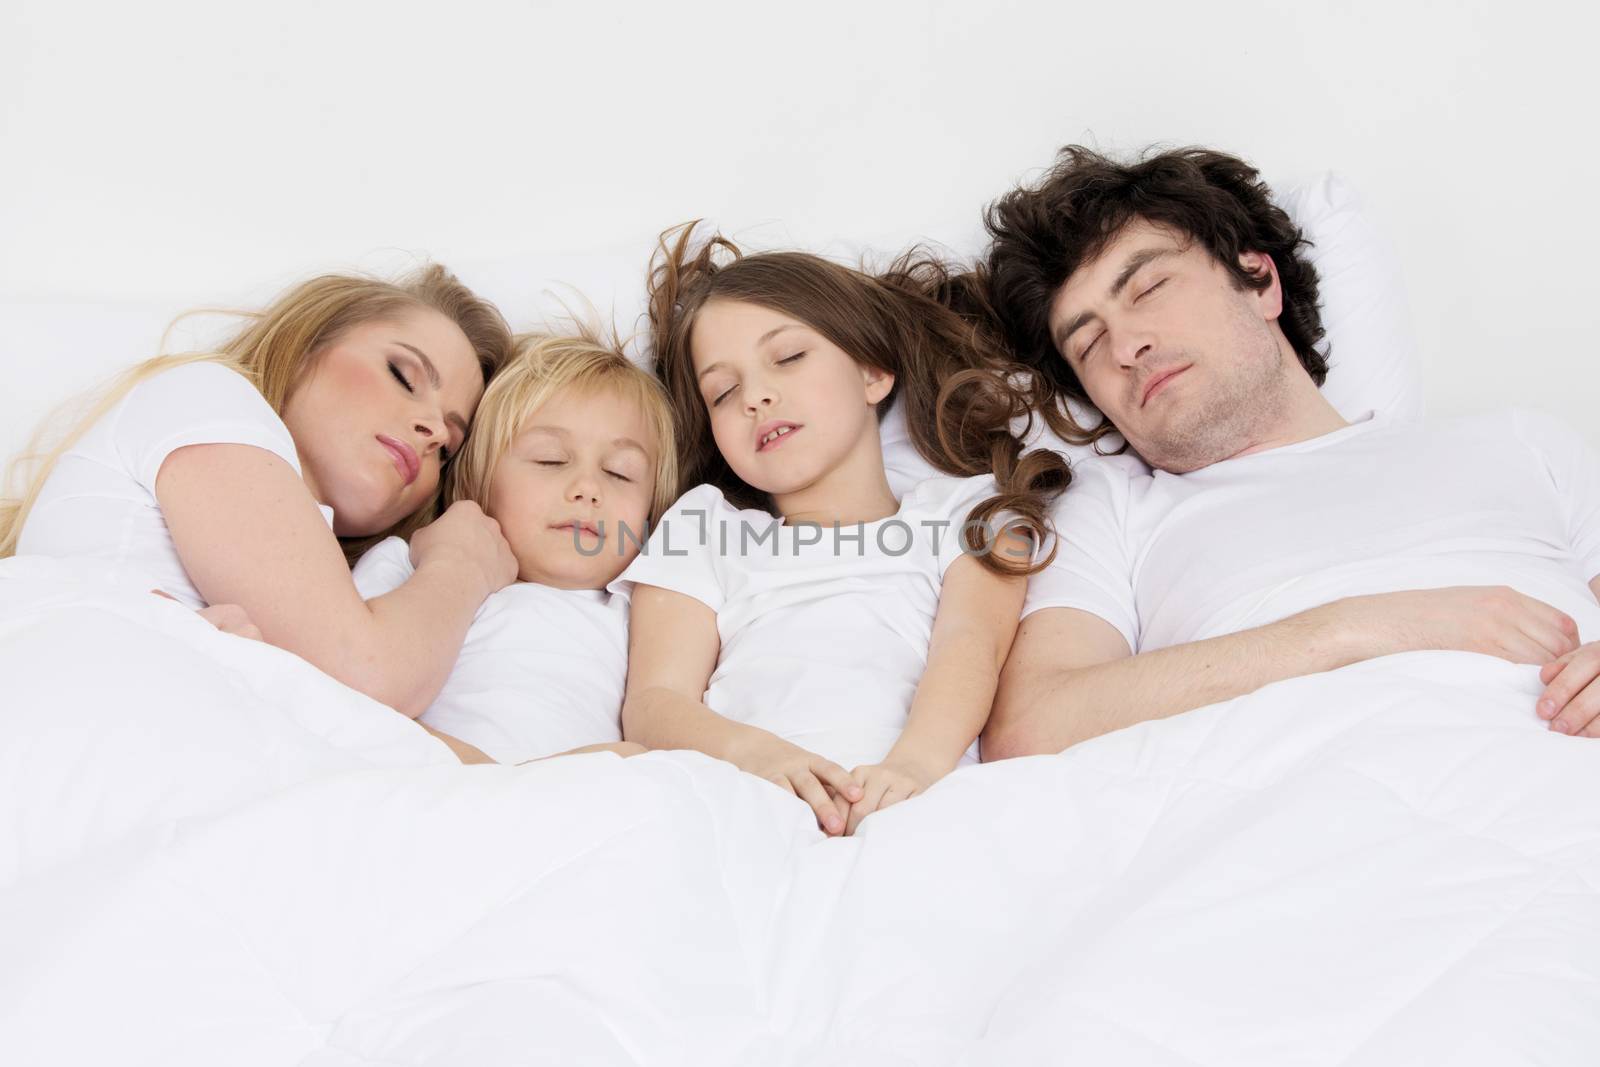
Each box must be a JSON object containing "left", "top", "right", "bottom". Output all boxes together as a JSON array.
[
  {"left": 409, "top": 500, "right": 518, "bottom": 600},
  {"left": 845, "top": 753, "right": 947, "bottom": 835},
  {"left": 726, "top": 730, "right": 863, "bottom": 836}
]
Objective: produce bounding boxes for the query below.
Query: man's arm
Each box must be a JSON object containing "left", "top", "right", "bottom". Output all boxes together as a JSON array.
[{"left": 986, "top": 586, "right": 1580, "bottom": 759}]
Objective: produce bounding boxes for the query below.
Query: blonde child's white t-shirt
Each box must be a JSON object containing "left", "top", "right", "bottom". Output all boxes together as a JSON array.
[
  {"left": 353, "top": 536, "right": 629, "bottom": 762},
  {"left": 609, "top": 474, "right": 1002, "bottom": 771},
  {"left": 18, "top": 362, "right": 335, "bottom": 608}
]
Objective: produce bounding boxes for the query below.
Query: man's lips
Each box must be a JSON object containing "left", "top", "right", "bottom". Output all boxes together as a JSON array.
[
  {"left": 1140, "top": 364, "right": 1192, "bottom": 408},
  {"left": 755, "top": 420, "right": 802, "bottom": 452},
  {"left": 377, "top": 435, "right": 420, "bottom": 486}
]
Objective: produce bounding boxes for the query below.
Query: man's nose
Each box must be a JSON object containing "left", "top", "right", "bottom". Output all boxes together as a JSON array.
[{"left": 1112, "top": 328, "right": 1156, "bottom": 369}]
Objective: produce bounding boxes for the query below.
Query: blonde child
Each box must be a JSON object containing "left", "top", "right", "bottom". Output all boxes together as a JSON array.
[{"left": 354, "top": 331, "right": 677, "bottom": 764}]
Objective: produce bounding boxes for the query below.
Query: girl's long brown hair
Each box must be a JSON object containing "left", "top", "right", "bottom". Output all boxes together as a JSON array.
[{"left": 646, "top": 222, "right": 1072, "bottom": 577}]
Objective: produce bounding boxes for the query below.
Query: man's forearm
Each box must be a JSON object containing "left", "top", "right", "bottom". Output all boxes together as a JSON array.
[{"left": 987, "top": 602, "right": 1368, "bottom": 758}]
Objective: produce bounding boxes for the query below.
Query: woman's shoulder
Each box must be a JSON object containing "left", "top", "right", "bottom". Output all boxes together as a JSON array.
[{"left": 127, "top": 359, "right": 268, "bottom": 412}]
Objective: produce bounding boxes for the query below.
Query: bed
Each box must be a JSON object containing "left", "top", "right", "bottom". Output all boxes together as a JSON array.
[{"left": 4, "top": 178, "right": 1597, "bottom": 1066}]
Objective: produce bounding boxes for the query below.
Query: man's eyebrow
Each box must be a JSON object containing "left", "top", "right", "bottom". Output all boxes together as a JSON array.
[
  {"left": 396, "top": 341, "right": 469, "bottom": 441},
  {"left": 1052, "top": 247, "right": 1179, "bottom": 356},
  {"left": 1054, "top": 310, "right": 1097, "bottom": 356},
  {"left": 1109, "top": 247, "right": 1177, "bottom": 298}
]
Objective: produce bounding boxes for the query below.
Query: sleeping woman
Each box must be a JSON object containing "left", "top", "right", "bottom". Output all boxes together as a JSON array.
[{"left": 0, "top": 266, "right": 521, "bottom": 746}]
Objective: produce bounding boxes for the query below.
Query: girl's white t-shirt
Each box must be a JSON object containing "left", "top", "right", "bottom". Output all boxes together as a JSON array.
[
  {"left": 18, "top": 362, "right": 334, "bottom": 609},
  {"left": 353, "top": 536, "right": 630, "bottom": 763},
  {"left": 609, "top": 474, "right": 1003, "bottom": 771}
]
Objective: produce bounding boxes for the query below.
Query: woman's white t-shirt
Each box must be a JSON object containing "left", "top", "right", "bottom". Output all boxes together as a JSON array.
[
  {"left": 609, "top": 475, "right": 1002, "bottom": 771},
  {"left": 353, "top": 536, "right": 630, "bottom": 763},
  {"left": 18, "top": 361, "right": 334, "bottom": 608}
]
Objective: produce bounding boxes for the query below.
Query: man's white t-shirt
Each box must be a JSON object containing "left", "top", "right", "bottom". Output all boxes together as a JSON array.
[
  {"left": 610, "top": 475, "right": 1004, "bottom": 771},
  {"left": 18, "top": 361, "right": 335, "bottom": 609},
  {"left": 1026, "top": 409, "right": 1600, "bottom": 652},
  {"left": 353, "top": 536, "right": 629, "bottom": 763}
]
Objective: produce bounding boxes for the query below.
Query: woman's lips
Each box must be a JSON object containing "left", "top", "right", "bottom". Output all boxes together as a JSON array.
[{"left": 377, "top": 435, "right": 420, "bottom": 486}]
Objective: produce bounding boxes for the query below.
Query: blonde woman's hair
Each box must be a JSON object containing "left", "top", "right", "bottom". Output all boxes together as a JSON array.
[
  {"left": 0, "top": 264, "right": 513, "bottom": 562},
  {"left": 446, "top": 330, "right": 679, "bottom": 526}
]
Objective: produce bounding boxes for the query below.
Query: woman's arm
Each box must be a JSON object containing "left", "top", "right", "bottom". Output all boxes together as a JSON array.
[
  {"left": 157, "top": 443, "right": 515, "bottom": 717},
  {"left": 844, "top": 539, "right": 1028, "bottom": 833},
  {"left": 621, "top": 583, "right": 861, "bottom": 834}
]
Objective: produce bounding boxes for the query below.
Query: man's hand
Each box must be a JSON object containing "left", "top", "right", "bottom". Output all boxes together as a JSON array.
[
  {"left": 1345, "top": 586, "right": 1579, "bottom": 665},
  {"left": 845, "top": 752, "right": 948, "bottom": 835},
  {"left": 725, "top": 730, "right": 863, "bottom": 836},
  {"left": 1538, "top": 643, "right": 1600, "bottom": 736}
]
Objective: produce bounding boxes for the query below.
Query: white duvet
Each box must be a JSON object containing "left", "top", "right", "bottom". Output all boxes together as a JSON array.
[{"left": 2, "top": 557, "right": 1599, "bottom": 1066}]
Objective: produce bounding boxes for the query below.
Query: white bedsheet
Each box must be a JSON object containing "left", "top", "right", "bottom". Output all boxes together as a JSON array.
[{"left": 2, "top": 557, "right": 1598, "bottom": 1066}]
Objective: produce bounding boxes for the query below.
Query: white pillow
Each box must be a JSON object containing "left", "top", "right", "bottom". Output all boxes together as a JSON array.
[{"left": 878, "top": 172, "right": 1424, "bottom": 495}]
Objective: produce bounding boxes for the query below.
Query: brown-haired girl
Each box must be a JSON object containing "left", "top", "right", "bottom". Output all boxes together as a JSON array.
[{"left": 612, "top": 223, "right": 1071, "bottom": 836}]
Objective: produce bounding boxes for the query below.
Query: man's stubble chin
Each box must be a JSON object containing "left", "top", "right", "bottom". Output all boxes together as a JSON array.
[{"left": 1139, "top": 336, "right": 1291, "bottom": 475}]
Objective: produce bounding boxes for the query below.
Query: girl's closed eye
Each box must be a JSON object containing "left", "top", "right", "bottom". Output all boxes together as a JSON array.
[
  {"left": 778, "top": 351, "right": 806, "bottom": 365},
  {"left": 710, "top": 384, "right": 737, "bottom": 407}
]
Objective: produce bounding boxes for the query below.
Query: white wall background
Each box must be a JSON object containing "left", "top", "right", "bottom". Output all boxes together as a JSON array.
[{"left": 2, "top": 0, "right": 1596, "bottom": 460}]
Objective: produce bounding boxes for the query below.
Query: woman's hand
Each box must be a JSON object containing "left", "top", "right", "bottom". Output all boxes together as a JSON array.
[
  {"left": 197, "top": 602, "right": 264, "bottom": 641},
  {"left": 845, "top": 751, "right": 948, "bottom": 835},
  {"left": 409, "top": 500, "right": 518, "bottom": 599},
  {"left": 523, "top": 741, "right": 649, "bottom": 761},
  {"left": 151, "top": 588, "right": 263, "bottom": 642},
  {"left": 725, "top": 729, "right": 863, "bottom": 836}
]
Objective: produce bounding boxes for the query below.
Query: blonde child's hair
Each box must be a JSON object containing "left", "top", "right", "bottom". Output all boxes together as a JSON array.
[
  {"left": 446, "top": 330, "right": 679, "bottom": 525},
  {"left": 0, "top": 265, "right": 512, "bottom": 562}
]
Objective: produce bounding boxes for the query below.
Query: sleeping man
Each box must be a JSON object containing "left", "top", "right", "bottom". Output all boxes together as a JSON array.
[{"left": 978, "top": 145, "right": 1600, "bottom": 757}]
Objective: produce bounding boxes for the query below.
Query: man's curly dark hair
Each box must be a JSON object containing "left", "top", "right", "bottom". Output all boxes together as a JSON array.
[{"left": 979, "top": 145, "right": 1329, "bottom": 444}]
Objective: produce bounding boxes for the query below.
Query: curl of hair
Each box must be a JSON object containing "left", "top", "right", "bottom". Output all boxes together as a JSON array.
[
  {"left": 980, "top": 145, "right": 1329, "bottom": 448},
  {"left": 1, "top": 264, "right": 512, "bottom": 563},
  {"left": 646, "top": 222, "right": 1071, "bottom": 577}
]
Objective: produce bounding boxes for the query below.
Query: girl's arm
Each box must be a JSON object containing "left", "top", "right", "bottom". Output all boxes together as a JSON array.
[
  {"left": 157, "top": 443, "right": 516, "bottom": 717},
  {"left": 621, "top": 584, "right": 861, "bottom": 835},
  {"left": 845, "top": 535, "right": 1029, "bottom": 834}
]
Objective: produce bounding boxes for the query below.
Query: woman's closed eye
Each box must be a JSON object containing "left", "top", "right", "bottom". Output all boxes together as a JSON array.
[
  {"left": 388, "top": 361, "right": 414, "bottom": 393},
  {"left": 778, "top": 351, "right": 806, "bottom": 365}
]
